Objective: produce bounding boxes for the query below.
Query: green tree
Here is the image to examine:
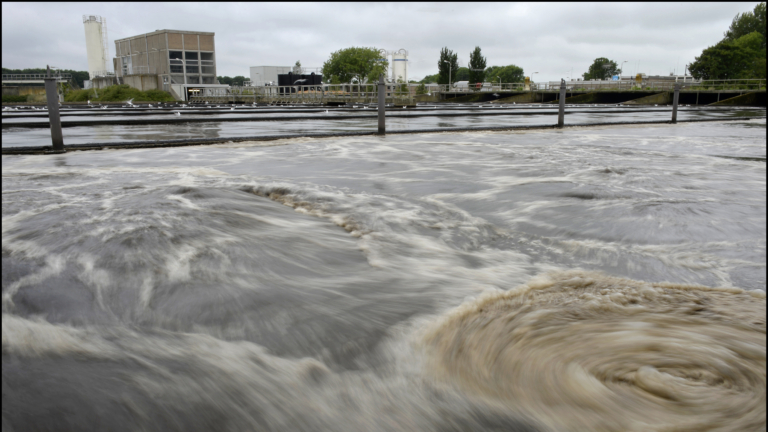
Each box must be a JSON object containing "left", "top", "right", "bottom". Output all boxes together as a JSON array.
[
  {"left": 582, "top": 58, "right": 619, "bottom": 80},
  {"left": 468, "top": 46, "right": 487, "bottom": 83},
  {"left": 455, "top": 67, "right": 469, "bottom": 81},
  {"left": 416, "top": 83, "right": 428, "bottom": 95},
  {"left": 322, "top": 47, "right": 388, "bottom": 84},
  {"left": 733, "top": 31, "right": 767, "bottom": 78},
  {"left": 438, "top": 47, "right": 458, "bottom": 85},
  {"left": 724, "top": 2, "right": 766, "bottom": 49},
  {"left": 419, "top": 73, "right": 440, "bottom": 84},
  {"left": 484, "top": 65, "right": 525, "bottom": 83},
  {"left": 689, "top": 32, "right": 766, "bottom": 79}
]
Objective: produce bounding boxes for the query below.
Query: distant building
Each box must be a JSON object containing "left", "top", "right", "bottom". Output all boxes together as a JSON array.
[
  {"left": 113, "top": 29, "right": 227, "bottom": 100},
  {"left": 250, "top": 66, "right": 293, "bottom": 87}
]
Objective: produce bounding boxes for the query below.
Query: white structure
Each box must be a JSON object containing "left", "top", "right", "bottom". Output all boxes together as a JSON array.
[
  {"left": 82, "top": 15, "right": 111, "bottom": 79},
  {"left": 391, "top": 49, "right": 408, "bottom": 83},
  {"left": 250, "top": 66, "right": 292, "bottom": 87}
]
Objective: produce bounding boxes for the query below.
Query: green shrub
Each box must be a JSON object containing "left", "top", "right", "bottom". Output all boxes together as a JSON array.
[
  {"left": 143, "top": 89, "right": 175, "bottom": 101},
  {"left": 63, "top": 85, "right": 175, "bottom": 102},
  {"left": 2, "top": 95, "right": 28, "bottom": 103}
]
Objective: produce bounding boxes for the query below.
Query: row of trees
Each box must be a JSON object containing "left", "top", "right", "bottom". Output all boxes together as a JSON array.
[
  {"left": 424, "top": 46, "right": 524, "bottom": 85},
  {"left": 317, "top": 46, "right": 526, "bottom": 87},
  {"left": 217, "top": 75, "right": 247, "bottom": 86},
  {"left": 688, "top": 2, "right": 766, "bottom": 80}
]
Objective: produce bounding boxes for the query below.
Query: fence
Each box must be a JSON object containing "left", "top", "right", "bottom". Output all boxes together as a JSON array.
[
  {"left": 435, "top": 79, "right": 765, "bottom": 93},
  {"left": 2, "top": 74, "right": 72, "bottom": 82},
  {"left": 189, "top": 83, "right": 414, "bottom": 104}
]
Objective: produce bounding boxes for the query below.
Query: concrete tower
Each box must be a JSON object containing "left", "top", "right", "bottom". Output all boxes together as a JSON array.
[{"left": 83, "top": 15, "right": 110, "bottom": 79}]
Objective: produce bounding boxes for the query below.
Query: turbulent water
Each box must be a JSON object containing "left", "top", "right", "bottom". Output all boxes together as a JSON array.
[{"left": 2, "top": 120, "right": 766, "bottom": 431}]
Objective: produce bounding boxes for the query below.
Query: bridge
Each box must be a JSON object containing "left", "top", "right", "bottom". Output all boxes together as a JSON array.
[
  {"left": 2, "top": 74, "right": 72, "bottom": 85},
  {"left": 183, "top": 79, "right": 765, "bottom": 107},
  {"left": 433, "top": 79, "right": 766, "bottom": 106},
  {"left": 189, "top": 83, "right": 415, "bottom": 106}
]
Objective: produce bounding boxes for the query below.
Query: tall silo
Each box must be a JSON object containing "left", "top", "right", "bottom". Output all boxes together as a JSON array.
[
  {"left": 83, "top": 15, "right": 110, "bottom": 79},
  {"left": 391, "top": 49, "right": 408, "bottom": 83}
]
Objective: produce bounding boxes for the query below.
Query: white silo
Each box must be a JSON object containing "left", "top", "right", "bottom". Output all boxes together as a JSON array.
[
  {"left": 391, "top": 49, "right": 408, "bottom": 83},
  {"left": 83, "top": 15, "right": 110, "bottom": 79}
]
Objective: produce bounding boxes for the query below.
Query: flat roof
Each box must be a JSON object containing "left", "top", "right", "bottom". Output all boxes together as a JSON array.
[{"left": 115, "top": 29, "right": 214, "bottom": 42}]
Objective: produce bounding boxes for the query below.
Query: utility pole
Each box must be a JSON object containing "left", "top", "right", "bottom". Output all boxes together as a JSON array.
[{"left": 44, "top": 65, "right": 64, "bottom": 152}]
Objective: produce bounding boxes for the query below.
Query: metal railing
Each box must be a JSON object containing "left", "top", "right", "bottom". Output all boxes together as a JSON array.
[
  {"left": 189, "top": 83, "right": 414, "bottom": 104},
  {"left": 2, "top": 73, "right": 72, "bottom": 81},
  {"left": 435, "top": 79, "right": 765, "bottom": 93}
]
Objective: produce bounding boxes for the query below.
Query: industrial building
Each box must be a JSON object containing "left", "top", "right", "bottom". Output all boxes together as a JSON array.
[
  {"left": 113, "top": 29, "right": 228, "bottom": 100},
  {"left": 250, "top": 66, "right": 293, "bottom": 87}
]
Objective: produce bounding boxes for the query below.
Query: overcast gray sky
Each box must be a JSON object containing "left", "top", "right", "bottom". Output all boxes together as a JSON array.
[{"left": 2, "top": 2, "right": 759, "bottom": 83}]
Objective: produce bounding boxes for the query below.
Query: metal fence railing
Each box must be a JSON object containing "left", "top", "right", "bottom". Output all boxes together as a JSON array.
[
  {"left": 434, "top": 79, "right": 765, "bottom": 93},
  {"left": 189, "top": 83, "right": 414, "bottom": 104},
  {"left": 2, "top": 74, "right": 72, "bottom": 81},
  {"left": 184, "top": 79, "right": 765, "bottom": 103}
]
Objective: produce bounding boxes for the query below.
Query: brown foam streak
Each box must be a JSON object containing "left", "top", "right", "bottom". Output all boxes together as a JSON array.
[{"left": 422, "top": 270, "right": 766, "bottom": 432}]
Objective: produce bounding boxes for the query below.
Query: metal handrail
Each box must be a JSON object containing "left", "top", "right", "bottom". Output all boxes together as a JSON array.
[
  {"left": 433, "top": 78, "right": 765, "bottom": 93},
  {"left": 188, "top": 83, "right": 414, "bottom": 103},
  {"left": 2, "top": 73, "right": 72, "bottom": 80}
]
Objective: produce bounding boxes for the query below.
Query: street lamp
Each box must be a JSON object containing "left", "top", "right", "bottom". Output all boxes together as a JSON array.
[{"left": 621, "top": 60, "right": 628, "bottom": 79}]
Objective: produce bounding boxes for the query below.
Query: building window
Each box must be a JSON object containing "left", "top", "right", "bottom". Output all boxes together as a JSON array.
[
  {"left": 170, "top": 49, "right": 183, "bottom": 73},
  {"left": 185, "top": 52, "right": 198, "bottom": 60},
  {"left": 186, "top": 65, "right": 199, "bottom": 74},
  {"left": 200, "top": 52, "right": 214, "bottom": 75},
  {"left": 202, "top": 76, "right": 215, "bottom": 84},
  {"left": 187, "top": 76, "right": 200, "bottom": 84},
  {"left": 122, "top": 56, "right": 132, "bottom": 75}
]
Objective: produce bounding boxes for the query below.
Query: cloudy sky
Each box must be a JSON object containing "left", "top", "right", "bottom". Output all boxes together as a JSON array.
[{"left": 2, "top": 2, "right": 759, "bottom": 83}]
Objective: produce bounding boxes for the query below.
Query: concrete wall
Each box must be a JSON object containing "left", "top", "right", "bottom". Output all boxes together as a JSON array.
[
  {"left": 562, "top": 92, "right": 599, "bottom": 104},
  {"left": 122, "top": 75, "right": 158, "bottom": 92},
  {"left": 623, "top": 92, "right": 671, "bottom": 105},
  {"left": 709, "top": 91, "right": 766, "bottom": 107},
  {"left": 414, "top": 93, "right": 440, "bottom": 103},
  {"left": 491, "top": 93, "right": 536, "bottom": 104}
]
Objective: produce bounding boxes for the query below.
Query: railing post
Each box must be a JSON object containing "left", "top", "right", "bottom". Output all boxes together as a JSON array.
[
  {"left": 44, "top": 65, "right": 64, "bottom": 152},
  {"left": 558, "top": 79, "right": 566, "bottom": 128},
  {"left": 672, "top": 83, "right": 680, "bottom": 123},
  {"left": 378, "top": 74, "right": 386, "bottom": 135}
]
